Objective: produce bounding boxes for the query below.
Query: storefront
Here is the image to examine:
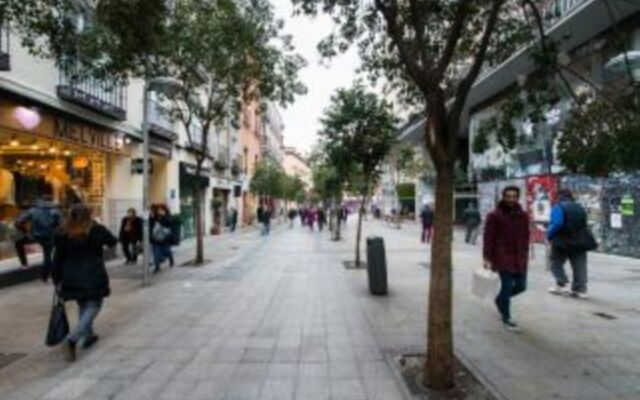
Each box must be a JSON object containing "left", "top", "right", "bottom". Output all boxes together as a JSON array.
[
  {"left": 179, "top": 162, "right": 210, "bottom": 239},
  {"left": 0, "top": 98, "right": 129, "bottom": 270}
]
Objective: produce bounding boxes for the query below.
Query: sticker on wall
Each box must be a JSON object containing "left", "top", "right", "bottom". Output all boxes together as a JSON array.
[
  {"left": 611, "top": 213, "right": 623, "bottom": 229},
  {"left": 621, "top": 194, "right": 635, "bottom": 216}
]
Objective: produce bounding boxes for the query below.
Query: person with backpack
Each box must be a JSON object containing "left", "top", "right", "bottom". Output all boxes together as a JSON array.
[
  {"left": 483, "top": 186, "right": 530, "bottom": 332},
  {"left": 51, "top": 204, "right": 118, "bottom": 361},
  {"left": 150, "top": 204, "right": 174, "bottom": 273},
  {"left": 420, "top": 204, "right": 434, "bottom": 244},
  {"left": 463, "top": 202, "right": 482, "bottom": 245},
  {"left": 118, "top": 208, "right": 143, "bottom": 265},
  {"left": 15, "top": 194, "right": 63, "bottom": 281},
  {"left": 547, "top": 189, "right": 597, "bottom": 299}
]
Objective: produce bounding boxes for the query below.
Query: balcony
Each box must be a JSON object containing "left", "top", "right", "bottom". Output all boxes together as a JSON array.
[
  {"left": 148, "top": 99, "right": 178, "bottom": 140},
  {"left": 214, "top": 147, "right": 229, "bottom": 170},
  {"left": 542, "top": 0, "right": 588, "bottom": 29},
  {"left": 57, "top": 63, "right": 127, "bottom": 120},
  {"left": 231, "top": 156, "right": 242, "bottom": 175},
  {"left": 0, "top": 24, "right": 9, "bottom": 71}
]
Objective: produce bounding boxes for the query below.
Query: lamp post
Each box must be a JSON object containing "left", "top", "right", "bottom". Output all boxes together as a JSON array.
[{"left": 141, "top": 77, "right": 183, "bottom": 287}]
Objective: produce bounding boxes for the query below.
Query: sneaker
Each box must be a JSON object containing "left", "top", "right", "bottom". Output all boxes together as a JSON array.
[
  {"left": 572, "top": 291, "right": 589, "bottom": 299},
  {"left": 503, "top": 320, "right": 522, "bottom": 333},
  {"left": 548, "top": 285, "right": 571, "bottom": 295},
  {"left": 82, "top": 335, "right": 99, "bottom": 349},
  {"left": 62, "top": 340, "right": 76, "bottom": 362}
]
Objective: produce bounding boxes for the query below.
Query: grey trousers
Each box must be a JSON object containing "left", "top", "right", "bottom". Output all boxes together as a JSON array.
[{"left": 550, "top": 249, "right": 588, "bottom": 293}]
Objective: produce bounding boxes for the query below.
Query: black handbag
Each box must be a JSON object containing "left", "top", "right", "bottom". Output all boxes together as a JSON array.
[{"left": 45, "top": 292, "right": 69, "bottom": 347}]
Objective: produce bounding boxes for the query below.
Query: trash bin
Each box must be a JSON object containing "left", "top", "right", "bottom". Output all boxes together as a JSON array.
[{"left": 366, "top": 236, "right": 388, "bottom": 295}]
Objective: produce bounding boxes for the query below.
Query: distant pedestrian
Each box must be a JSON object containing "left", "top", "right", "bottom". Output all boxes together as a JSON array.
[
  {"left": 119, "top": 208, "right": 142, "bottom": 265},
  {"left": 307, "top": 208, "right": 316, "bottom": 231},
  {"left": 483, "top": 186, "right": 530, "bottom": 332},
  {"left": 262, "top": 207, "right": 272, "bottom": 235},
  {"left": 547, "top": 189, "right": 597, "bottom": 299},
  {"left": 317, "top": 209, "right": 327, "bottom": 232},
  {"left": 229, "top": 207, "right": 238, "bottom": 232},
  {"left": 463, "top": 203, "right": 482, "bottom": 245},
  {"left": 15, "top": 194, "right": 63, "bottom": 281},
  {"left": 52, "top": 204, "right": 117, "bottom": 361},
  {"left": 288, "top": 209, "right": 297, "bottom": 228},
  {"left": 339, "top": 206, "right": 348, "bottom": 225},
  {"left": 150, "top": 204, "right": 174, "bottom": 273},
  {"left": 420, "top": 204, "right": 434, "bottom": 244}
]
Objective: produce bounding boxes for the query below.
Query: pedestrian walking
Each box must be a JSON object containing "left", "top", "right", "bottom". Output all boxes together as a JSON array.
[
  {"left": 51, "top": 204, "right": 117, "bottom": 361},
  {"left": 15, "top": 194, "right": 63, "bottom": 281},
  {"left": 463, "top": 202, "right": 482, "bottom": 245},
  {"left": 307, "top": 208, "right": 316, "bottom": 231},
  {"left": 547, "top": 189, "right": 597, "bottom": 299},
  {"left": 339, "top": 206, "right": 348, "bottom": 226},
  {"left": 229, "top": 207, "right": 238, "bottom": 232},
  {"left": 150, "top": 204, "right": 175, "bottom": 273},
  {"left": 483, "top": 186, "right": 530, "bottom": 332},
  {"left": 288, "top": 209, "right": 297, "bottom": 228},
  {"left": 419, "top": 204, "right": 434, "bottom": 244},
  {"left": 119, "top": 208, "right": 142, "bottom": 265},
  {"left": 317, "top": 208, "right": 327, "bottom": 232}
]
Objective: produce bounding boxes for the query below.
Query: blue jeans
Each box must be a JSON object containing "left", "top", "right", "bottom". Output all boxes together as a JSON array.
[
  {"left": 152, "top": 244, "right": 173, "bottom": 269},
  {"left": 68, "top": 299, "right": 103, "bottom": 344},
  {"left": 261, "top": 221, "right": 271, "bottom": 235},
  {"left": 495, "top": 271, "right": 527, "bottom": 322}
]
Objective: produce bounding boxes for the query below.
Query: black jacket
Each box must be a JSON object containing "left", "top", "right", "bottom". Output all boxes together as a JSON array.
[
  {"left": 52, "top": 223, "right": 117, "bottom": 301},
  {"left": 119, "top": 216, "right": 143, "bottom": 241},
  {"left": 420, "top": 207, "right": 434, "bottom": 227}
]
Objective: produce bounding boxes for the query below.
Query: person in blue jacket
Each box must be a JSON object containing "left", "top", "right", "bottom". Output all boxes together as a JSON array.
[{"left": 547, "top": 189, "right": 596, "bottom": 299}]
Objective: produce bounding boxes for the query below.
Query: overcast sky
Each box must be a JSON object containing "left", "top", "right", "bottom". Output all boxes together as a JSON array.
[{"left": 271, "top": 0, "right": 360, "bottom": 154}]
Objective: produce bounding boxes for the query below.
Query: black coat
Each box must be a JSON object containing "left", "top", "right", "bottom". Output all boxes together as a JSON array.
[
  {"left": 52, "top": 223, "right": 118, "bottom": 301},
  {"left": 119, "top": 216, "right": 143, "bottom": 241}
]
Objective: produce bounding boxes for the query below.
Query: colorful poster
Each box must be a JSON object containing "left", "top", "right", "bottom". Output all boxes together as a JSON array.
[{"left": 526, "top": 175, "right": 558, "bottom": 243}]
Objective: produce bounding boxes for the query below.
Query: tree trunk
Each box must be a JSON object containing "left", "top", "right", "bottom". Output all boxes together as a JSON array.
[
  {"left": 424, "top": 162, "right": 455, "bottom": 390},
  {"left": 193, "top": 163, "right": 205, "bottom": 265},
  {"left": 355, "top": 196, "right": 365, "bottom": 267}
]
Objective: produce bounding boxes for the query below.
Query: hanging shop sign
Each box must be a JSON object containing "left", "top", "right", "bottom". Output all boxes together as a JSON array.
[
  {"left": 149, "top": 135, "right": 173, "bottom": 158},
  {"left": 131, "top": 158, "right": 154, "bottom": 175},
  {"left": 621, "top": 194, "right": 635, "bottom": 216},
  {"left": 54, "top": 118, "right": 122, "bottom": 152}
]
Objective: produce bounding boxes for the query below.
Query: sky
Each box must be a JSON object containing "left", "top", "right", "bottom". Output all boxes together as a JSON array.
[{"left": 271, "top": 0, "right": 360, "bottom": 154}]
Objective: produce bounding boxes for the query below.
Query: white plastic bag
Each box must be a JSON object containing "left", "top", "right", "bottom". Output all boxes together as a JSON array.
[{"left": 471, "top": 268, "right": 500, "bottom": 299}]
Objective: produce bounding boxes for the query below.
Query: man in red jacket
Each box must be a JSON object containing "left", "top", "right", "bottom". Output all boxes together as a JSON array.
[{"left": 483, "top": 186, "right": 530, "bottom": 332}]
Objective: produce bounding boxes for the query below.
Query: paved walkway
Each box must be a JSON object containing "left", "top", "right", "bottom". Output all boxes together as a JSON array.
[{"left": 0, "top": 219, "right": 638, "bottom": 400}]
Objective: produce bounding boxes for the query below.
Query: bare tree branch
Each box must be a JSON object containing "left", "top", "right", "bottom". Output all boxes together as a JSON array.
[{"left": 432, "top": 0, "right": 472, "bottom": 83}]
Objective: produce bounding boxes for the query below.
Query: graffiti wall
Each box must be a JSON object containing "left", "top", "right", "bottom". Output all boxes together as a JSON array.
[
  {"left": 559, "top": 176, "right": 605, "bottom": 247},
  {"left": 526, "top": 175, "right": 558, "bottom": 243},
  {"left": 600, "top": 174, "right": 640, "bottom": 258}
]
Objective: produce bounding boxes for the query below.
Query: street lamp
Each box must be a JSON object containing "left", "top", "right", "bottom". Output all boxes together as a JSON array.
[{"left": 142, "top": 77, "right": 183, "bottom": 287}]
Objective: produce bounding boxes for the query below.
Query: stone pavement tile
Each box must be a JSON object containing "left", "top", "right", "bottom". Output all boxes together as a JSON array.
[
  {"left": 493, "top": 375, "right": 615, "bottom": 400},
  {"left": 112, "top": 377, "right": 169, "bottom": 400},
  {"left": 241, "top": 347, "right": 275, "bottom": 363},
  {"left": 259, "top": 379, "right": 295, "bottom": 400},
  {"left": 358, "top": 361, "right": 393, "bottom": 380},
  {"left": 79, "top": 378, "right": 130, "bottom": 400},
  {"left": 299, "top": 363, "right": 329, "bottom": 378},
  {"left": 222, "top": 378, "right": 264, "bottom": 400},
  {"left": 328, "top": 345, "right": 356, "bottom": 362},
  {"left": 41, "top": 378, "right": 97, "bottom": 400},
  {"left": 300, "top": 346, "right": 328, "bottom": 363},
  {"left": 329, "top": 361, "right": 360, "bottom": 380},
  {"left": 266, "top": 363, "right": 299, "bottom": 379},
  {"left": 353, "top": 346, "right": 384, "bottom": 362},
  {"left": 294, "top": 377, "right": 330, "bottom": 400},
  {"left": 155, "top": 378, "right": 200, "bottom": 400},
  {"left": 362, "top": 379, "right": 404, "bottom": 400},
  {"left": 272, "top": 346, "right": 301, "bottom": 363},
  {"left": 330, "top": 379, "right": 368, "bottom": 400},
  {"left": 190, "top": 379, "right": 227, "bottom": 400},
  {"left": 212, "top": 346, "right": 247, "bottom": 363},
  {"left": 596, "top": 374, "right": 640, "bottom": 397}
]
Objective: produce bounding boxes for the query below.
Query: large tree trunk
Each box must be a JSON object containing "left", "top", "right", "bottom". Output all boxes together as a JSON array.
[
  {"left": 355, "top": 196, "right": 365, "bottom": 266},
  {"left": 193, "top": 162, "right": 205, "bottom": 265},
  {"left": 424, "top": 161, "right": 455, "bottom": 390}
]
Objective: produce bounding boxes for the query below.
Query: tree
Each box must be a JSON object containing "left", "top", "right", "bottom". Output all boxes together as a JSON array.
[
  {"left": 282, "top": 174, "right": 307, "bottom": 209},
  {"left": 157, "top": 0, "right": 304, "bottom": 264},
  {"left": 388, "top": 143, "right": 417, "bottom": 227},
  {"left": 292, "top": 0, "right": 540, "bottom": 389},
  {"left": 311, "top": 160, "right": 345, "bottom": 239},
  {"left": 250, "top": 159, "right": 286, "bottom": 201},
  {"left": 320, "top": 84, "right": 397, "bottom": 267}
]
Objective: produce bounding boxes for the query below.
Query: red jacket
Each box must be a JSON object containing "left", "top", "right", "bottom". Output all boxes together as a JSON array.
[{"left": 483, "top": 201, "right": 530, "bottom": 274}]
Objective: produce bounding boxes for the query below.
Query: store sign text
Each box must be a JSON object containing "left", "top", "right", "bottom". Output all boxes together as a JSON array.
[{"left": 54, "top": 118, "right": 121, "bottom": 152}]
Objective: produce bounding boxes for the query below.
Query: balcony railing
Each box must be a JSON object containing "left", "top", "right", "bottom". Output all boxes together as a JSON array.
[
  {"left": 231, "top": 156, "right": 242, "bottom": 175},
  {"left": 57, "top": 63, "right": 127, "bottom": 120},
  {"left": 542, "top": 0, "right": 588, "bottom": 29},
  {"left": 0, "top": 24, "right": 10, "bottom": 71},
  {"left": 148, "top": 99, "right": 177, "bottom": 140}
]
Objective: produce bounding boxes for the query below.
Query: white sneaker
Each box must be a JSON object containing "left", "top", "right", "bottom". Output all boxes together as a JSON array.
[
  {"left": 572, "top": 292, "right": 589, "bottom": 299},
  {"left": 548, "top": 286, "right": 570, "bottom": 295},
  {"left": 503, "top": 320, "right": 522, "bottom": 333}
]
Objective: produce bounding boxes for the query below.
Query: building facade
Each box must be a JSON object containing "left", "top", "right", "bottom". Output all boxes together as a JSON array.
[{"left": 282, "top": 146, "right": 311, "bottom": 189}]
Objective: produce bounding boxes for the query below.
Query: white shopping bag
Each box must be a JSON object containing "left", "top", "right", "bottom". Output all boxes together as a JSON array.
[{"left": 471, "top": 269, "right": 500, "bottom": 299}]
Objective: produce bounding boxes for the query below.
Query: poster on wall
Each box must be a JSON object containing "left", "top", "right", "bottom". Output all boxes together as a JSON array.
[{"left": 526, "top": 175, "right": 558, "bottom": 243}]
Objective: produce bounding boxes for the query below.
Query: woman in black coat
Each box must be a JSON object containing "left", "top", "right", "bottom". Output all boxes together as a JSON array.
[
  {"left": 52, "top": 204, "right": 117, "bottom": 361},
  {"left": 149, "top": 203, "right": 175, "bottom": 273},
  {"left": 119, "top": 208, "right": 143, "bottom": 264}
]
